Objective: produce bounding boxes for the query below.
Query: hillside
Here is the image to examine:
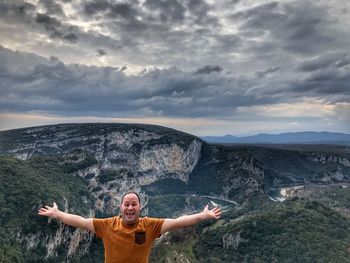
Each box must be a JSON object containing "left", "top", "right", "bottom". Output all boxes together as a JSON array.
[
  {"left": 0, "top": 155, "right": 96, "bottom": 262},
  {"left": 1, "top": 123, "right": 350, "bottom": 262},
  {"left": 195, "top": 198, "right": 350, "bottom": 262}
]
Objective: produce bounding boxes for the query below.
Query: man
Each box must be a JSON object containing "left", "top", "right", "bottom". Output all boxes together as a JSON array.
[{"left": 38, "top": 192, "right": 221, "bottom": 263}]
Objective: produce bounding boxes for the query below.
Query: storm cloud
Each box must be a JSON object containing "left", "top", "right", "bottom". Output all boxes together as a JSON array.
[
  {"left": 1, "top": 45, "right": 348, "bottom": 118},
  {"left": 0, "top": 0, "right": 349, "bottom": 134}
]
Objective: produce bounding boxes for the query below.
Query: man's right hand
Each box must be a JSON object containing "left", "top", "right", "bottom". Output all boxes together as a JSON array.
[{"left": 38, "top": 201, "right": 95, "bottom": 232}]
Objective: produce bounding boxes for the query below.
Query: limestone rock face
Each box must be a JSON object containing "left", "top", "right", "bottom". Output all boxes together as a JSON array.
[
  {"left": 308, "top": 153, "right": 350, "bottom": 167},
  {"left": 2, "top": 123, "right": 350, "bottom": 262},
  {"left": 0, "top": 123, "right": 202, "bottom": 213},
  {"left": 223, "top": 231, "right": 248, "bottom": 250},
  {"left": 0, "top": 123, "right": 203, "bottom": 258}
]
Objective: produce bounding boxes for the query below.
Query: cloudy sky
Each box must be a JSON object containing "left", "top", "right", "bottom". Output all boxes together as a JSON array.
[{"left": 0, "top": 0, "right": 349, "bottom": 136}]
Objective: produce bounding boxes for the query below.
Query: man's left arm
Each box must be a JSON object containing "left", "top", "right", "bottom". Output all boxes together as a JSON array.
[{"left": 160, "top": 205, "right": 221, "bottom": 234}]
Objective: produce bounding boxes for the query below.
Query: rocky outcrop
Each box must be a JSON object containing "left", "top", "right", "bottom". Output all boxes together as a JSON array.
[
  {"left": 2, "top": 123, "right": 349, "bottom": 262},
  {"left": 308, "top": 153, "right": 350, "bottom": 167},
  {"left": 139, "top": 140, "right": 202, "bottom": 183},
  {"left": 17, "top": 197, "right": 95, "bottom": 259},
  {"left": 223, "top": 231, "right": 248, "bottom": 250},
  {"left": 67, "top": 137, "right": 201, "bottom": 214},
  {"left": 0, "top": 123, "right": 202, "bottom": 214},
  {"left": 223, "top": 157, "right": 265, "bottom": 201},
  {"left": 0, "top": 124, "right": 203, "bottom": 260}
]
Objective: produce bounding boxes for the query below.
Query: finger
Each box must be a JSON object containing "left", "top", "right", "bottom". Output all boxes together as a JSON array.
[
  {"left": 53, "top": 202, "right": 57, "bottom": 208},
  {"left": 212, "top": 208, "right": 219, "bottom": 213},
  {"left": 45, "top": 206, "right": 51, "bottom": 209},
  {"left": 213, "top": 209, "right": 221, "bottom": 217},
  {"left": 215, "top": 209, "right": 222, "bottom": 215},
  {"left": 38, "top": 209, "right": 46, "bottom": 215},
  {"left": 213, "top": 213, "right": 221, "bottom": 219}
]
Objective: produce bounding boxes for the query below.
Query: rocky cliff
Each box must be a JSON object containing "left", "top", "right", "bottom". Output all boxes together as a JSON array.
[
  {"left": 1, "top": 123, "right": 350, "bottom": 262},
  {"left": 0, "top": 124, "right": 202, "bottom": 210}
]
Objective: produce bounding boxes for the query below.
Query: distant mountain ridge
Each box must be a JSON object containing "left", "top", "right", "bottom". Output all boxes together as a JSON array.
[{"left": 202, "top": 131, "right": 350, "bottom": 144}]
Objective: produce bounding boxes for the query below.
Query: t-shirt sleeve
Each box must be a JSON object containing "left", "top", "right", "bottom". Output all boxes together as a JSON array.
[
  {"left": 93, "top": 217, "right": 113, "bottom": 239},
  {"left": 146, "top": 217, "right": 165, "bottom": 239}
]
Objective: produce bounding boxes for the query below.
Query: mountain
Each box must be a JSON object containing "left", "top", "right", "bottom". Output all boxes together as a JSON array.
[
  {"left": 1, "top": 123, "right": 350, "bottom": 262},
  {"left": 202, "top": 131, "right": 350, "bottom": 144}
]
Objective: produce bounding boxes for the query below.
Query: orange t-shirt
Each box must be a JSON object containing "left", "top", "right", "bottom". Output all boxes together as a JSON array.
[{"left": 93, "top": 216, "right": 164, "bottom": 263}]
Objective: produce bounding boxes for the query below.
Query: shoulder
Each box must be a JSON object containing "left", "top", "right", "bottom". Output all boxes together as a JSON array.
[
  {"left": 141, "top": 216, "right": 164, "bottom": 227},
  {"left": 93, "top": 216, "right": 120, "bottom": 238},
  {"left": 140, "top": 217, "right": 165, "bottom": 237},
  {"left": 94, "top": 215, "right": 120, "bottom": 221},
  {"left": 141, "top": 216, "right": 160, "bottom": 222},
  {"left": 93, "top": 216, "right": 120, "bottom": 227}
]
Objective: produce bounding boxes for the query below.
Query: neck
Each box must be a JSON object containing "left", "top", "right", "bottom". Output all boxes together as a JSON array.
[{"left": 121, "top": 217, "right": 140, "bottom": 228}]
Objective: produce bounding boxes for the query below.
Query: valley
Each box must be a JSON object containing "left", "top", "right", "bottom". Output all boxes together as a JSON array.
[{"left": 1, "top": 123, "right": 350, "bottom": 262}]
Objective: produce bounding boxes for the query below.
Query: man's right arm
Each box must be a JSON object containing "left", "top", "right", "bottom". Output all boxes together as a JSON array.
[{"left": 38, "top": 202, "right": 95, "bottom": 233}]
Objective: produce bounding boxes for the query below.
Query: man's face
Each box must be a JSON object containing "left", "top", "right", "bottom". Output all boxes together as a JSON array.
[{"left": 120, "top": 193, "right": 141, "bottom": 224}]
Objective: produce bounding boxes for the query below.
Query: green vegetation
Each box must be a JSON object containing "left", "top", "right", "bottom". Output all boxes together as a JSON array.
[
  {"left": 189, "top": 144, "right": 265, "bottom": 202},
  {"left": 142, "top": 178, "right": 188, "bottom": 195},
  {"left": 195, "top": 198, "right": 350, "bottom": 262},
  {"left": 321, "top": 185, "right": 350, "bottom": 209},
  {"left": 150, "top": 227, "right": 199, "bottom": 263},
  {"left": 0, "top": 155, "right": 96, "bottom": 262},
  {"left": 62, "top": 150, "right": 98, "bottom": 174},
  {"left": 239, "top": 145, "right": 350, "bottom": 186},
  {"left": 1, "top": 124, "right": 350, "bottom": 262},
  {"left": 282, "top": 184, "right": 350, "bottom": 218},
  {"left": 146, "top": 195, "right": 188, "bottom": 218}
]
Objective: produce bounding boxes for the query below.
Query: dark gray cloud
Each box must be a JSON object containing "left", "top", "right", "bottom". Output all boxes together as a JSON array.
[
  {"left": 97, "top": 49, "right": 106, "bottom": 56},
  {"left": 39, "top": 0, "right": 65, "bottom": 17},
  {"left": 120, "top": 65, "right": 127, "bottom": 71},
  {"left": 144, "top": 0, "right": 186, "bottom": 24},
  {"left": 1, "top": 0, "right": 348, "bottom": 69},
  {"left": 35, "top": 13, "right": 78, "bottom": 43},
  {"left": 0, "top": 1, "right": 36, "bottom": 16},
  {"left": 232, "top": 1, "right": 336, "bottom": 55},
  {"left": 35, "top": 13, "right": 60, "bottom": 27},
  {"left": 255, "top": 67, "right": 281, "bottom": 78},
  {"left": 84, "top": 1, "right": 138, "bottom": 19},
  {"left": 0, "top": 0, "right": 349, "bottom": 133},
  {"left": 298, "top": 52, "right": 350, "bottom": 72},
  {"left": 75, "top": 0, "right": 220, "bottom": 68},
  {"left": 1, "top": 46, "right": 349, "bottom": 120},
  {"left": 0, "top": 2, "right": 80, "bottom": 44},
  {"left": 195, "top": 65, "right": 223, "bottom": 74},
  {"left": 293, "top": 68, "right": 350, "bottom": 97},
  {"left": 0, "top": 47, "right": 252, "bottom": 117}
]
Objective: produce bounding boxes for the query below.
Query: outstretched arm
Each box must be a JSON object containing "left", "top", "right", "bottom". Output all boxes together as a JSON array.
[
  {"left": 38, "top": 202, "right": 95, "bottom": 233},
  {"left": 160, "top": 205, "right": 221, "bottom": 234}
]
